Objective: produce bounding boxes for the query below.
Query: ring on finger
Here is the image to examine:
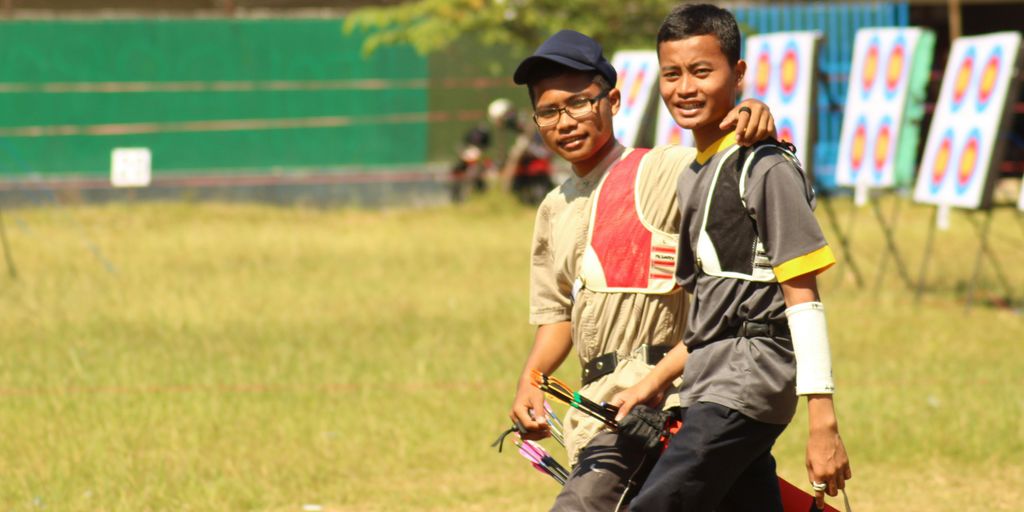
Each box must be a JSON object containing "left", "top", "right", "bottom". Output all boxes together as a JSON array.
[
  {"left": 811, "top": 481, "right": 827, "bottom": 492},
  {"left": 738, "top": 106, "right": 752, "bottom": 115}
]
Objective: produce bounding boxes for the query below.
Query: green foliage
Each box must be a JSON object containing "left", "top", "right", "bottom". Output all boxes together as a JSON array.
[{"left": 344, "top": 0, "right": 681, "bottom": 56}]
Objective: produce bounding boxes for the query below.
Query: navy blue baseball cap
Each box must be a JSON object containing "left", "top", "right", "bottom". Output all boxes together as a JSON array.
[{"left": 513, "top": 30, "right": 617, "bottom": 86}]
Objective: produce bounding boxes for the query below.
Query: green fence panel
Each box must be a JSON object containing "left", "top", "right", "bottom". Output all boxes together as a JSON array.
[
  {"left": 426, "top": 38, "right": 526, "bottom": 163},
  {"left": 0, "top": 19, "right": 428, "bottom": 177}
]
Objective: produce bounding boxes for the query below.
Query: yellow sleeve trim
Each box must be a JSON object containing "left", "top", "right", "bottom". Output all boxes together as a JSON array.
[{"left": 773, "top": 245, "right": 836, "bottom": 282}]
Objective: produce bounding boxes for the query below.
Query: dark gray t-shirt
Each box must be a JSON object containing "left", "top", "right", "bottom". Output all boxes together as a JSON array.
[{"left": 674, "top": 136, "right": 835, "bottom": 424}]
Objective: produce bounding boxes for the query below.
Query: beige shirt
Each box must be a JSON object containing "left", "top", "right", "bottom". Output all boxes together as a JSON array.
[{"left": 529, "top": 142, "right": 696, "bottom": 464}]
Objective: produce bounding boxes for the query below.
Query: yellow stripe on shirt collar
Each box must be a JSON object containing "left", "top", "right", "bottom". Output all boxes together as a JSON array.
[{"left": 695, "top": 131, "right": 738, "bottom": 165}]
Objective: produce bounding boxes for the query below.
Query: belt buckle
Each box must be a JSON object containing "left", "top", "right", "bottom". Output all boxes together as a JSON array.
[
  {"left": 642, "top": 344, "right": 664, "bottom": 365},
  {"left": 631, "top": 343, "right": 649, "bottom": 363},
  {"left": 740, "top": 321, "right": 766, "bottom": 338}
]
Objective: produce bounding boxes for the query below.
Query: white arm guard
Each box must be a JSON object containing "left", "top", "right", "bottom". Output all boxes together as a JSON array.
[{"left": 785, "top": 301, "right": 835, "bottom": 395}]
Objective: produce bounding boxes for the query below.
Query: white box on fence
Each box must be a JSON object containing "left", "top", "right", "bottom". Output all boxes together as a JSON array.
[{"left": 111, "top": 147, "right": 152, "bottom": 188}]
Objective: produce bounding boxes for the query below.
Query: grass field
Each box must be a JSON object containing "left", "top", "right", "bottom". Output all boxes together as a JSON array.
[{"left": 0, "top": 192, "right": 1021, "bottom": 511}]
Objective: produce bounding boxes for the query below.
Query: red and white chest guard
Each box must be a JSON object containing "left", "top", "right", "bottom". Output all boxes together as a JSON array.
[{"left": 579, "top": 148, "right": 680, "bottom": 294}]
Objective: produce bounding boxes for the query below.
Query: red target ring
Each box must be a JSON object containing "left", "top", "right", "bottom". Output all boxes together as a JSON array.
[
  {"left": 951, "top": 48, "right": 975, "bottom": 111},
  {"left": 862, "top": 39, "right": 880, "bottom": 95},
  {"left": 884, "top": 41, "right": 905, "bottom": 96}
]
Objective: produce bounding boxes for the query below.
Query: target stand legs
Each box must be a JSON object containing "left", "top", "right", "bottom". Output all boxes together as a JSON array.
[
  {"left": 871, "top": 195, "right": 913, "bottom": 290},
  {"left": 914, "top": 209, "right": 939, "bottom": 304},
  {"left": 963, "top": 209, "right": 1015, "bottom": 312},
  {"left": 821, "top": 193, "right": 865, "bottom": 289}
]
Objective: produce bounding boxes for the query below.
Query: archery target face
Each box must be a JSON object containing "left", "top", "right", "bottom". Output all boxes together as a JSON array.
[
  {"left": 951, "top": 47, "right": 975, "bottom": 112},
  {"left": 743, "top": 32, "right": 819, "bottom": 171},
  {"left": 655, "top": 97, "right": 695, "bottom": 148},
  {"left": 977, "top": 46, "right": 1002, "bottom": 112},
  {"left": 884, "top": 37, "right": 907, "bottom": 99},
  {"left": 836, "top": 28, "right": 926, "bottom": 189},
  {"left": 914, "top": 32, "right": 1023, "bottom": 209},
  {"left": 850, "top": 116, "right": 868, "bottom": 171},
  {"left": 610, "top": 50, "right": 660, "bottom": 147},
  {"left": 873, "top": 116, "right": 893, "bottom": 177},
  {"left": 862, "top": 36, "right": 881, "bottom": 99},
  {"left": 930, "top": 129, "right": 954, "bottom": 194},
  {"left": 779, "top": 41, "right": 800, "bottom": 103},
  {"left": 754, "top": 45, "right": 772, "bottom": 99},
  {"left": 956, "top": 129, "right": 981, "bottom": 194}
]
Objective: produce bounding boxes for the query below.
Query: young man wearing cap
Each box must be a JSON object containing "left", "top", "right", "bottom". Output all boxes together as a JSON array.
[{"left": 507, "top": 29, "right": 776, "bottom": 510}]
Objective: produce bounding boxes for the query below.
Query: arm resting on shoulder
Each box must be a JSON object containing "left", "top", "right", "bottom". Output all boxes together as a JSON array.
[{"left": 721, "top": 98, "right": 777, "bottom": 146}]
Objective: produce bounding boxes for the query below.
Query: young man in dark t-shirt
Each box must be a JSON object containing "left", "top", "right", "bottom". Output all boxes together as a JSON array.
[{"left": 611, "top": 5, "right": 852, "bottom": 511}]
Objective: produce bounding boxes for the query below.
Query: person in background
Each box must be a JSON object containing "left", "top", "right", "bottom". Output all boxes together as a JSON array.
[
  {"left": 450, "top": 124, "right": 492, "bottom": 203},
  {"left": 495, "top": 104, "right": 556, "bottom": 206}
]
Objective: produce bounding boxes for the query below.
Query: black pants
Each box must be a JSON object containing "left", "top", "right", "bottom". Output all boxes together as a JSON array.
[
  {"left": 630, "top": 402, "right": 788, "bottom": 512},
  {"left": 550, "top": 431, "right": 658, "bottom": 512}
]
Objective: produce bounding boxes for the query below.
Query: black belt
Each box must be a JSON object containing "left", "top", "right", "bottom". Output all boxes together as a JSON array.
[
  {"left": 581, "top": 345, "right": 673, "bottom": 387},
  {"left": 736, "top": 320, "right": 790, "bottom": 339}
]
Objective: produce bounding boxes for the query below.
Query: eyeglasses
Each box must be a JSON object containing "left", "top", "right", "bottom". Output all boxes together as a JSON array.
[{"left": 532, "top": 90, "right": 610, "bottom": 127}]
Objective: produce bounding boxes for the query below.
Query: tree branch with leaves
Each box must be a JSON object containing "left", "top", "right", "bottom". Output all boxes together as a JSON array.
[{"left": 344, "top": 0, "right": 680, "bottom": 57}]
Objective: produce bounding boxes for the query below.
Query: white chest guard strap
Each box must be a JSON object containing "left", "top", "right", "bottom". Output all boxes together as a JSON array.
[
  {"left": 694, "top": 145, "right": 772, "bottom": 281},
  {"left": 694, "top": 143, "right": 804, "bottom": 283}
]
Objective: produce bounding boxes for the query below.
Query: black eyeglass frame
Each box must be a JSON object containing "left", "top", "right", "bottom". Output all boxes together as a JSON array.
[{"left": 532, "top": 89, "right": 611, "bottom": 127}]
